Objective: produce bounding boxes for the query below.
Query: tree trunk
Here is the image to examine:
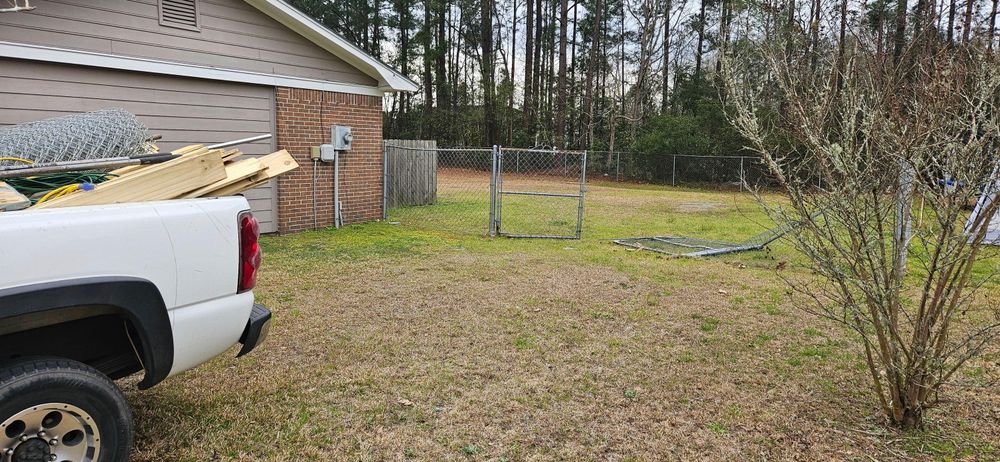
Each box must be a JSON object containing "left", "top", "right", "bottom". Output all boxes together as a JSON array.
[
  {"left": 963, "top": 0, "right": 975, "bottom": 43},
  {"left": 548, "top": 0, "right": 558, "bottom": 137},
  {"left": 913, "top": 0, "right": 933, "bottom": 37},
  {"left": 482, "top": 0, "right": 497, "bottom": 145},
  {"left": 836, "top": 0, "right": 847, "bottom": 90},
  {"left": 662, "top": 0, "right": 672, "bottom": 113},
  {"left": 809, "top": 0, "right": 820, "bottom": 71},
  {"left": 619, "top": 5, "right": 625, "bottom": 117},
  {"left": 892, "top": 0, "right": 908, "bottom": 62},
  {"left": 695, "top": 0, "right": 707, "bottom": 77},
  {"left": 372, "top": 0, "right": 383, "bottom": 59},
  {"left": 435, "top": 0, "right": 449, "bottom": 111},
  {"left": 786, "top": 0, "right": 796, "bottom": 58},
  {"left": 422, "top": 3, "right": 433, "bottom": 111},
  {"left": 556, "top": 0, "right": 569, "bottom": 147},
  {"left": 535, "top": 0, "right": 544, "bottom": 113},
  {"left": 523, "top": 0, "right": 535, "bottom": 133},
  {"left": 585, "top": 0, "right": 603, "bottom": 149},
  {"left": 717, "top": 0, "right": 729, "bottom": 74},
  {"left": 397, "top": 0, "right": 411, "bottom": 114},
  {"left": 990, "top": 0, "right": 999, "bottom": 50},
  {"left": 510, "top": 0, "right": 518, "bottom": 112},
  {"left": 451, "top": 5, "right": 460, "bottom": 103},
  {"left": 569, "top": 1, "right": 578, "bottom": 147},
  {"left": 948, "top": 0, "right": 958, "bottom": 43}
]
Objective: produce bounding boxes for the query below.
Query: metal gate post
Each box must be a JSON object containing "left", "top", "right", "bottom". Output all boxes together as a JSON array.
[
  {"left": 382, "top": 142, "right": 388, "bottom": 220},
  {"left": 672, "top": 155, "right": 676, "bottom": 186},
  {"left": 497, "top": 146, "right": 504, "bottom": 235},
  {"left": 739, "top": 156, "right": 745, "bottom": 192},
  {"left": 576, "top": 151, "right": 588, "bottom": 238},
  {"left": 489, "top": 145, "right": 498, "bottom": 237}
]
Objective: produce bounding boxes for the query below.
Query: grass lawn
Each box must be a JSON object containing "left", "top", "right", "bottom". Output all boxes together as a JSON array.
[{"left": 126, "top": 177, "right": 1000, "bottom": 461}]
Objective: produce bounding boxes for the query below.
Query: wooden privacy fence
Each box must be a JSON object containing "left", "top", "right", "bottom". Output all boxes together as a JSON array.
[{"left": 384, "top": 139, "right": 437, "bottom": 209}]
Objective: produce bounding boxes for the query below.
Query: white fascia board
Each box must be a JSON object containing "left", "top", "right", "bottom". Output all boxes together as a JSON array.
[
  {"left": 244, "top": 0, "right": 419, "bottom": 93},
  {"left": 0, "top": 41, "right": 387, "bottom": 97}
]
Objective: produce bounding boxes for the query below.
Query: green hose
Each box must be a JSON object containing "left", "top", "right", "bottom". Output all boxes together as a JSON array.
[{"left": 5, "top": 172, "right": 116, "bottom": 201}]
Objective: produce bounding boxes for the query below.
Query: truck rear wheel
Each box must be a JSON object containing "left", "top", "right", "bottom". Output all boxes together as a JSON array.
[{"left": 0, "top": 358, "right": 132, "bottom": 462}]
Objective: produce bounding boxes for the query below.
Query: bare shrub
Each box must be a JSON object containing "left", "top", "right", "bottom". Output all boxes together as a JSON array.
[{"left": 724, "top": 38, "right": 1000, "bottom": 429}]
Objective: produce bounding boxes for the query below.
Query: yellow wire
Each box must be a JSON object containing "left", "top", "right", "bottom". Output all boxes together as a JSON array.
[
  {"left": 0, "top": 157, "right": 33, "bottom": 165},
  {"left": 36, "top": 184, "right": 79, "bottom": 204}
]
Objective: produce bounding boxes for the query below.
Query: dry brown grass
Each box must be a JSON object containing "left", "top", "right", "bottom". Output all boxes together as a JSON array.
[{"left": 124, "top": 184, "right": 999, "bottom": 461}]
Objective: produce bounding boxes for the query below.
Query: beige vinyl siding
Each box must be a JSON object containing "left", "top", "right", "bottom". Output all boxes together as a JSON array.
[
  {"left": 0, "top": 59, "right": 280, "bottom": 233},
  {"left": 0, "top": 0, "right": 378, "bottom": 87}
]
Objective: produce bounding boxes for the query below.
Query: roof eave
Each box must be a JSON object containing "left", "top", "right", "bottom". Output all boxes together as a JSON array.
[{"left": 244, "top": 0, "right": 418, "bottom": 94}]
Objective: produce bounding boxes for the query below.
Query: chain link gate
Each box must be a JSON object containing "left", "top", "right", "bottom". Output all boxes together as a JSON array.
[
  {"left": 490, "top": 147, "right": 587, "bottom": 239},
  {"left": 384, "top": 142, "right": 586, "bottom": 238}
]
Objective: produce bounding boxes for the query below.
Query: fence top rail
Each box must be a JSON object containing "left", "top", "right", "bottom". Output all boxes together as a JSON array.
[
  {"left": 500, "top": 147, "right": 587, "bottom": 155},
  {"left": 384, "top": 143, "right": 493, "bottom": 153},
  {"left": 585, "top": 151, "right": 762, "bottom": 160},
  {"left": 671, "top": 154, "right": 761, "bottom": 160}
]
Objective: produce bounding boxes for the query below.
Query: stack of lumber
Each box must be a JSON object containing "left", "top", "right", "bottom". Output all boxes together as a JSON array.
[{"left": 32, "top": 144, "right": 298, "bottom": 209}]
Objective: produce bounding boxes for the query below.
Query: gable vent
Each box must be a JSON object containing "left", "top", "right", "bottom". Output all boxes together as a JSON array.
[{"left": 159, "top": 0, "right": 201, "bottom": 31}]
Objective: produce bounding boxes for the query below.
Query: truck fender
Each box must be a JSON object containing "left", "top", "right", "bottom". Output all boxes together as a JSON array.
[{"left": 0, "top": 276, "right": 173, "bottom": 389}]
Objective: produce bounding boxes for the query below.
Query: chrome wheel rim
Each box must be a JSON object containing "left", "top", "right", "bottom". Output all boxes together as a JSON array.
[{"left": 1, "top": 403, "right": 101, "bottom": 462}]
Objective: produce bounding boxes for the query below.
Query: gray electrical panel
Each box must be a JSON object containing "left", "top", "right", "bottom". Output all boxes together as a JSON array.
[
  {"left": 332, "top": 125, "right": 353, "bottom": 151},
  {"left": 319, "top": 144, "right": 337, "bottom": 162}
]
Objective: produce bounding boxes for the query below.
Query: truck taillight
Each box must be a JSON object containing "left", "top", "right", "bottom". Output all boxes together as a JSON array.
[{"left": 238, "top": 211, "right": 262, "bottom": 293}]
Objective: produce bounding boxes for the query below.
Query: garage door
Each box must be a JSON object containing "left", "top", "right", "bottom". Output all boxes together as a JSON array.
[{"left": 0, "top": 59, "right": 279, "bottom": 233}]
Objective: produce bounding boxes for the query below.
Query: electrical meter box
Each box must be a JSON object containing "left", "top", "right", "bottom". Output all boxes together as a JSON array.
[
  {"left": 319, "top": 144, "right": 337, "bottom": 162},
  {"left": 332, "top": 125, "right": 353, "bottom": 151}
]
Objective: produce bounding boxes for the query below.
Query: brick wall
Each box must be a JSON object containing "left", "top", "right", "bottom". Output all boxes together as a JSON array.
[{"left": 275, "top": 87, "right": 384, "bottom": 234}]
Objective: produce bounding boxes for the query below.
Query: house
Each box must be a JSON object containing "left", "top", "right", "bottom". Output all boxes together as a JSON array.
[{"left": 0, "top": 0, "right": 417, "bottom": 233}]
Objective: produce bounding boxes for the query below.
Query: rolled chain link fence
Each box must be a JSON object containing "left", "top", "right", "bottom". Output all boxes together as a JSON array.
[{"left": 0, "top": 109, "right": 153, "bottom": 168}]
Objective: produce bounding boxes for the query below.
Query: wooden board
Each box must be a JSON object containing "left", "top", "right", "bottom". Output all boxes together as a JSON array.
[
  {"left": 34, "top": 149, "right": 226, "bottom": 209},
  {"left": 222, "top": 148, "right": 243, "bottom": 163},
  {"left": 257, "top": 150, "right": 298, "bottom": 178},
  {"left": 109, "top": 144, "right": 207, "bottom": 176},
  {"left": 202, "top": 172, "right": 269, "bottom": 197},
  {"left": 181, "top": 157, "right": 262, "bottom": 198},
  {"left": 200, "top": 150, "right": 297, "bottom": 197}
]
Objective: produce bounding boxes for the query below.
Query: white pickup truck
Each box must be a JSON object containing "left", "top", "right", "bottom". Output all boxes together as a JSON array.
[{"left": 0, "top": 196, "right": 271, "bottom": 462}]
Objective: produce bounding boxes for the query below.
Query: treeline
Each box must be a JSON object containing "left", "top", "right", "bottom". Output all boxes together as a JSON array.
[{"left": 289, "top": 0, "right": 1000, "bottom": 157}]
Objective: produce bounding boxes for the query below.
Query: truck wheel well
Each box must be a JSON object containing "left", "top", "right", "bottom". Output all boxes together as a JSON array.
[
  {"left": 0, "top": 277, "right": 174, "bottom": 389},
  {"left": 0, "top": 310, "right": 143, "bottom": 380}
]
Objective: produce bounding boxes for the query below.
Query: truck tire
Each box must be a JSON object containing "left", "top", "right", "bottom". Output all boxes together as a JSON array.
[{"left": 0, "top": 358, "right": 132, "bottom": 462}]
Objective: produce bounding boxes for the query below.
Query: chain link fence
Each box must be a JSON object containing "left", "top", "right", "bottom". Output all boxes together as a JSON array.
[
  {"left": 587, "top": 151, "right": 779, "bottom": 190},
  {"left": 383, "top": 141, "right": 807, "bottom": 238},
  {"left": 384, "top": 141, "right": 495, "bottom": 236},
  {"left": 384, "top": 142, "right": 587, "bottom": 238}
]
